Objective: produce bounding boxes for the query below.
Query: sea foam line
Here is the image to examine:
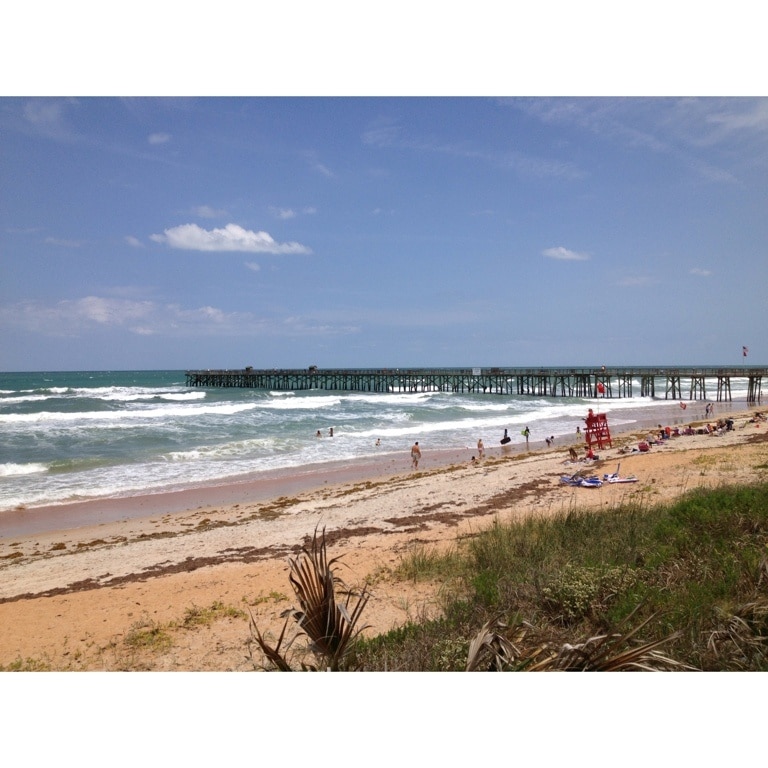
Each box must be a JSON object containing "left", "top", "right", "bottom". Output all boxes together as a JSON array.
[
  {"left": 0, "top": 462, "right": 48, "bottom": 477},
  {"left": 0, "top": 402, "right": 257, "bottom": 424}
]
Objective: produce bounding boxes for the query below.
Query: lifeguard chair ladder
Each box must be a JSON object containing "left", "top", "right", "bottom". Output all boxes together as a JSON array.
[{"left": 585, "top": 412, "right": 612, "bottom": 450}]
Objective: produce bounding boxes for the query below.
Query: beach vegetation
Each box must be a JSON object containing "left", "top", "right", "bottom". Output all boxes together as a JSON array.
[
  {"left": 179, "top": 601, "right": 245, "bottom": 628},
  {"left": 348, "top": 481, "right": 768, "bottom": 670},
  {"left": 123, "top": 618, "right": 173, "bottom": 652},
  {"left": 246, "top": 591, "right": 289, "bottom": 606},
  {"left": 0, "top": 656, "right": 52, "bottom": 671},
  {"left": 249, "top": 526, "right": 370, "bottom": 671}
]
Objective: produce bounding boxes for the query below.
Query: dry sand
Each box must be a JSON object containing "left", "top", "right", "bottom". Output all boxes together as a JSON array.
[{"left": 2, "top": 411, "right": 767, "bottom": 671}]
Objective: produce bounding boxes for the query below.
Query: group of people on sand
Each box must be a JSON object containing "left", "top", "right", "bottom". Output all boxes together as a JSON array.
[{"left": 405, "top": 409, "right": 767, "bottom": 473}]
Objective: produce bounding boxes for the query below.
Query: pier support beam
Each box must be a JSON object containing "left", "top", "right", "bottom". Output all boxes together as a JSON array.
[
  {"left": 747, "top": 375, "right": 762, "bottom": 404},
  {"left": 717, "top": 375, "right": 732, "bottom": 402}
]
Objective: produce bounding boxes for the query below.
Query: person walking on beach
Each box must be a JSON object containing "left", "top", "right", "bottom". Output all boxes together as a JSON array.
[
  {"left": 522, "top": 426, "right": 530, "bottom": 449},
  {"left": 477, "top": 438, "right": 485, "bottom": 458},
  {"left": 410, "top": 441, "right": 422, "bottom": 470}
]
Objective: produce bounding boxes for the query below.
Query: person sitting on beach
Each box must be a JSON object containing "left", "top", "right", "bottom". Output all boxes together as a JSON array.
[{"left": 569, "top": 447, "right": 579, "bottom": 461}]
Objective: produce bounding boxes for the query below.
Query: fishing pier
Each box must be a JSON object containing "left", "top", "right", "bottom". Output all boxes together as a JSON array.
[{"left": 185, "top": 367, "right": 765, "bottom": 403}]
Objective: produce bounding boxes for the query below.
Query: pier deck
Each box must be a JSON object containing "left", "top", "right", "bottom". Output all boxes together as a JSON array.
[{"left": 185, "top": 367, "right": 765, "bottom": 403}]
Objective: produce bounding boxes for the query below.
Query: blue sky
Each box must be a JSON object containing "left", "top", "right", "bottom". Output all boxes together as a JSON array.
[{"left": 2, "top": 12, "right": 766, "bottom": 372}]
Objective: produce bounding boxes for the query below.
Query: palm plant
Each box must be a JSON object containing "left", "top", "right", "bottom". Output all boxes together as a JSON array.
[{"left": 250, "top": 527, "right": 370, "bottom": 671}]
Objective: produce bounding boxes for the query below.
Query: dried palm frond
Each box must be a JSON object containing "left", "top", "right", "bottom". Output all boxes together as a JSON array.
[
  {"left": 524, "top": 611, "right": 693, "bottom": 671},
  {"left": 251, "top": 526, "right": 370, "bottom": 671},
  {"left": 248, "top": 611, "right": 295, "bottom": 671},
  {"left": 284, "top": 526, "right": 370, "bottom": 670},
  {"left": 466, "top": 617, "right": 525, "bottom": 671},
  {"left": 706, "top": 599, "right": 768, "bottom": 668}
]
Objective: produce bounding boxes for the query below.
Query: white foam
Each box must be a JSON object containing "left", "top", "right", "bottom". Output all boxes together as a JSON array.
[
  {"left": 0, "top": 462, "right": 48, "bottom": 477},
  {"left": 0, "top": 401, "right": 257, "bottom": 425}
]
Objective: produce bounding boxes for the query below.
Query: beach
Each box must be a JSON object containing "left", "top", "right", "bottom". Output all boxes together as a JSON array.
[{"left": 2, "top": 407, "right": 766, "bottom": 671}]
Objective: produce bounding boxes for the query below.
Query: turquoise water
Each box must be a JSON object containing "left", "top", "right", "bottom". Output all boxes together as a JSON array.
[{"left": 0, "top": 370, "right": 752, "bottom": 514}]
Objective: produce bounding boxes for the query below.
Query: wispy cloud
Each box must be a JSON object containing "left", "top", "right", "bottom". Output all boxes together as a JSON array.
[
  {"left": 125, "top": 235, "right": 144, "bottom": 248},
  {"left": 542, "top": 246, "right": 589, "bottom": 261},
  {"left": 0, "top": 296, "right": 355, "bottom": 339},
  {"left": 150, "top": 223, "right": 312, "bottom": 254},
  {"left": 148, "top": 132, "right": 171, "bottom": 145},
  {"left": 192, "top": 205, "right": 229, "bottom": 219},
  {"left": 363, "top": 116, "right": 582, "bottom": 180},
  {"left": 269, "top": 206, "right": 297, "bottom": 220},
  {"left": 268, "top": 205, "right": 317, "bottom": 220},
  {"left": 0, "top": 296, "right": 154, "bottom": 336},
  {"left": 509, "top": 97, "right": 768, "bottom": 181},
  {"left": 45, "top": 236, "right": 84, "bottom": 248},
  {"left": 304, "top": 152, "right": 334, "bottom": 178},
  {"left": 616, "top": 275, "right": 658, "bottom": 288},
  {"left": 690, "top": 267, "right": 712, "bottom": 277},
  {"left": 22, "top": 98, "right": 78, "bottom": 142}
]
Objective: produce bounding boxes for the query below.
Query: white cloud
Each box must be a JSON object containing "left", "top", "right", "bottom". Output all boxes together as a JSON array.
[
  {"left": 245, "top": 262, "right": 261, "bottom": 272},
  {"left": 690, "top": 267, "right": 712, "bottom": 277},
  {"left": 542, "top": 246, "right": 589, "bottom": 261},
  {"left": 150, "top": 223, "right": 312, "bottom": 254},
  {"left": 125, "top": 235, "right": 144, "bottom": 248},
  {"left": 148, "top": 132, "right": 171, "bottom": 145}
]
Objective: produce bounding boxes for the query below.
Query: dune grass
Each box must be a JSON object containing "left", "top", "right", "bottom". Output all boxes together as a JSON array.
[{"left": 349, "top": 482, "right": 768, "bottom": 671}]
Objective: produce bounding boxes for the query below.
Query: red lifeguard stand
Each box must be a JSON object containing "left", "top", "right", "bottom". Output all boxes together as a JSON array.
[{"left": 585, "top": 410, "right": 612, "bottom": 449}]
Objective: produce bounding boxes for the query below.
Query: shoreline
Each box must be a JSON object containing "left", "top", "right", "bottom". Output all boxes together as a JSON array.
[{"left": 0, "top": 398, "right": 754, "bottom": 539}]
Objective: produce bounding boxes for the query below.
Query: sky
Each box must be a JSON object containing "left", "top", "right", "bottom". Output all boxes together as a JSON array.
[{"left": 2, "top": 9, "right": 767, "bottom": 372}]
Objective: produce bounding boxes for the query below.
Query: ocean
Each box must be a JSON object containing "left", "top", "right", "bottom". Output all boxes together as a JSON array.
[{"left": 0, "top": 369, "right": 755, "bottom": 516}]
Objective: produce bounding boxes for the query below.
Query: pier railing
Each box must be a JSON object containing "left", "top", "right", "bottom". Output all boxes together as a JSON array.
[{"left": 185, "top": 367, "right": 765, "bottom": 403}]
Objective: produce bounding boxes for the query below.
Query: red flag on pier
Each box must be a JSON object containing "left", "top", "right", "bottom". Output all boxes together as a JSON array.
[{"left": 743, "top": 346, "right": 749, "bottom": 357}]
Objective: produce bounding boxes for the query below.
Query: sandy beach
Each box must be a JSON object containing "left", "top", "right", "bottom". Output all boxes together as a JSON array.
[{"left": 2, "top": 407, "right": 767, "bottom": 671}]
